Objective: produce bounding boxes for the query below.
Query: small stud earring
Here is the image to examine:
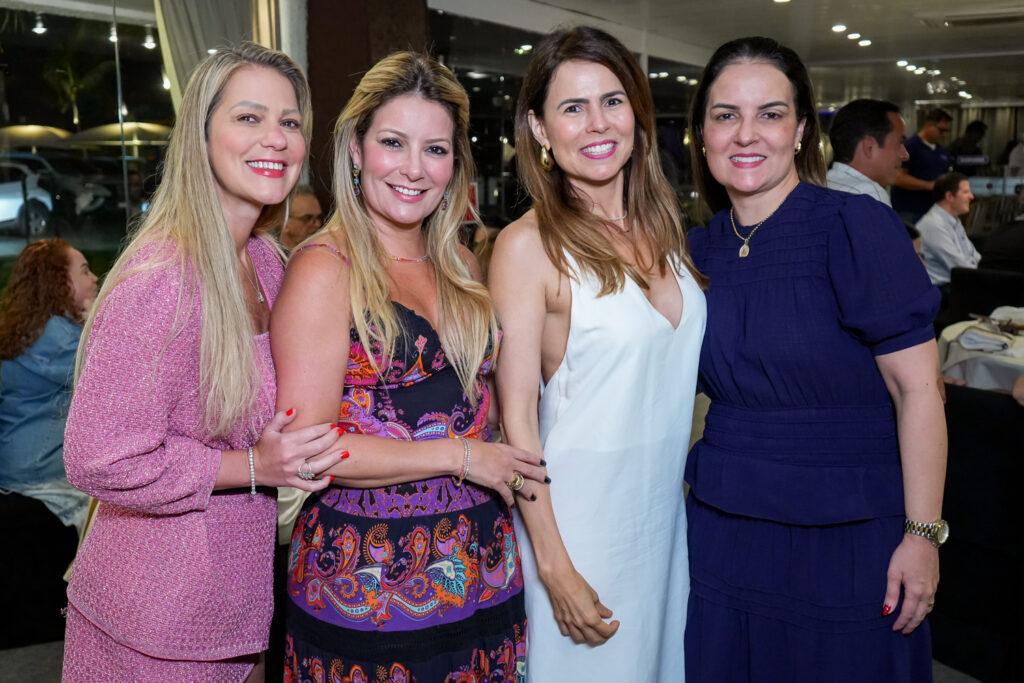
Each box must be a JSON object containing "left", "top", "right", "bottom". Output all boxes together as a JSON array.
[
  {"left": 794, "top": 141, "right": 802, "bottom": 155},
  {"left": 701, "top": 145, "right": 706, "bottom": 157}
]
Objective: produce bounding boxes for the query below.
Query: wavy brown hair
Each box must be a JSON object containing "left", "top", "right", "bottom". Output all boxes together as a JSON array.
[
  {"left": 688, "top": 36, "right": 826, "bottom": 214},
  {"left": 0, "top": 239, "right": 77, "bottom": 359},
  {"left": 515, "top": 26, "right": 707, "bottom": 294}
]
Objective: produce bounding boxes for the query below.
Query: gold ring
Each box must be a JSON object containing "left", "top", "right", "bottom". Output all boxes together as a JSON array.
[
  {"left": 928, "top": 601, "right": 935, "bottom": 608},
  {"left": 505, "top": 471, "right": 525, "bottom": 492}
]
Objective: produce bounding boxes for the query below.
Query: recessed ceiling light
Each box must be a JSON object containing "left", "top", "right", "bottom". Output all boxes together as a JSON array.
[
  {"left": 858, "top": 39, "right": 872, "bottom": 46},
  {"left": 897, "top": 60, "right": 908, "bottom": 67},
  {"left": 649, "top": 72, "right": 658, "bottom": 78},
  {"left": 32, "top": 12, "right": 47, "bottom": 34},
  {"left": 914, "top": 68, "right": 926, "bottom": 75},
  {"left": 847, "top": 33, "right": 861, "bottom": 39},
  {"left": 773, "top": 0, "right": 791, "bottom": 3},
  {"left": 689, "top": 78, "right": 699, "bottom": 85},
  {"left": 931, "top": 69, "right": 941, "bottom": 75},
  {"left": 659, "top": 71, "right": 668, "bottom": 78},
  {"left": 832, "top": 24, "right": 846, "bottom": 32},
  {"left": 906, "top": 65, "right": 917, "bottom": 71}
]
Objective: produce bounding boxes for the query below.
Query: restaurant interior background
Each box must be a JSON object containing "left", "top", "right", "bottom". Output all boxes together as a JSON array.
[{"left": 0, "top": 1, "right": 1022, "bottom": 681}]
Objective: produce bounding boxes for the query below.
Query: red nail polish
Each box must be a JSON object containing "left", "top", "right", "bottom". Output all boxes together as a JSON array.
[
  {"left": 286, "top": 408, "right": 294, "bottom": 416},
  {"left": 340, "top": 451, "right": 350, "bottom": 459},
  {"left": 337, "top": 427, "right": 344, "bottom": 435},
  {"left": 329, "top": 476, "right": 335, "bottom": 482},
  {"left": 330, "top": 424, "right": 336, "bottom": 429},
  {"left": 881, "top": 604, "right": 893, "bottom": 616}
]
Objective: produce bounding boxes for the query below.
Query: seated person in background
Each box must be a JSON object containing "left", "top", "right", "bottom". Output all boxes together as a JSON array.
[
  {"left": 917, "top": 172, "right": 980, "bottom": 289},
  {"left": 892, "top": 108, "right": 953, "bottom": 224},
  {"left": 979, "top": 216, "right": 1024, "bottom": 274},
  {"left": 905, "top": 223, "right": 924, "bottom": 260},
  {"left": 279, "top": 183, "right": 323, "bottom": 249},
  {"left": 826, "top": 98, "right": 908, "bottom": 206},
  {"left": 0, "top": 239, "right": 96, "bottom": 533},
  {"left": 949, "top": 120, "right": 988, "bottom": 176}
]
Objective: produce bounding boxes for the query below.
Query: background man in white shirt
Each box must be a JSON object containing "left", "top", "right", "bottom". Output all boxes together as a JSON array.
[
  {"left": 916, "top": 172, "right": 980, "bottom": 289},
  {"left": 826, "top": 99, "right": 909, "bottom": 207}
]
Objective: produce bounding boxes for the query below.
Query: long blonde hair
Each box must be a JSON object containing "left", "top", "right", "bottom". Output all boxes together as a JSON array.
[
  {"left": 327, "top": 52, "right": 498, "bottom": 401},
  {"left": 516, "top": 26, "right": 707, "bottom": 294},
  {"left": 76, "top": 42, "right": 312, "bottom": 437}
]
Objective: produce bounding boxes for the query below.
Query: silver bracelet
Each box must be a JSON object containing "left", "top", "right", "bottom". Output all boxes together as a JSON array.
[
  {"left": 247, "top": 446, "right": 257, "bottom": 498},
  {"left": 451, "top": 436, "right": 471, "bottom": 486}
]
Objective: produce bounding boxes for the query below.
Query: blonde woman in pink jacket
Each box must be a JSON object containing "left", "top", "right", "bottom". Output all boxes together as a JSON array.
[{"left": 61, "top": 43, "right": 341, "bottom": 682}]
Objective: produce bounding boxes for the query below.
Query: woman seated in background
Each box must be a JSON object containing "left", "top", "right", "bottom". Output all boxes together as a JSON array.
[
  {"left": 273, "top": 51, "right": 545, "bottom": 681},
  {"left": 62, "top": 43, "right": 341, "bottom": 681},
  {"left": 0, "top": 238, "right": 96, "bottom": 533},
  {"left": 684, "top": 36, "right": 945, "bottom": 682}
]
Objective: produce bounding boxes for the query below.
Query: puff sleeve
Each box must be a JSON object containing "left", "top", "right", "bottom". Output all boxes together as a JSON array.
[{"left": 827, "top": 194, "right": 940, "bottom": 356}]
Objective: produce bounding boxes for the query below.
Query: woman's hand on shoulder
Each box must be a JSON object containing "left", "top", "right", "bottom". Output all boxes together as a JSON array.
[{"left": 252, "top": 408, "right": 344, "bottom": 491}]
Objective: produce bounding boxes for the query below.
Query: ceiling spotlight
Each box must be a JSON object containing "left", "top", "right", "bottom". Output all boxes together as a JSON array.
[
  {"left": 958, "top": 90, "right": 973, "bottom": 99},
  {"left": 649, "top": 72, "right": 658, "bottom": 78},
  {"left": 161, "top": 72, "right": 171, "bottom": 90},
  {"left": 207, "top": 48, "right": 217, "bottom": 54},
  {"left": 931, "top": 69, "right": 941, "bottom": 75},
  {"left": 897, "top": 60, "right": 908, "bottom": 67},
  {"left": 143, "top": 25, "right": 156, "bottom": 49},
  {"left": 658, "top": 71, "right": 668, "bottom": 78},
  {"left": 689, "top": 78, "right": 698, "bottom": 85},
  {"left": 858, "top": 39, "right": 872, "bottom": 46},
  {"left": 471, "top": 136, "right": 478, "bottom": 142},
  {"left": 676, "top": 75, "right": 687, "bottom": 82},
  {"left": 465, "top": 71, "right": 488, "bottom": 79},
  {"left": 32, "top": 12, "right": 47, "bottom": 35},
  {"left": 832, "top": 24, "right": 847, "bottom": 32},
  {"left": 773, "top": 0, "right": 791, "bottom": 3},
  {"left": 108, "top": 23, "right": 117, "bottom": 43},
  {"left": 914, "top": 68, "right": 926, "bottom": 75},
  {"left": 906, "top": 65, "right": 917, "bottom": 71},
  {"left": 847, "top": 32, "right": 861, "bottom": 39}
]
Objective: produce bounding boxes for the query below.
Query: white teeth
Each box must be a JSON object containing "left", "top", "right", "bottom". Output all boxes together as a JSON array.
[
  {"left": 582, "top": 142, "right": 614, "bottom": 155},
  {"left": 731, "top": 155, "right": 765, "bottom": 162},
  {"left": 389, "top": 184, "right": 425, "bottom": 196},
  {"left": 248, "top": 161, "right": 284, "bottom": 170}
]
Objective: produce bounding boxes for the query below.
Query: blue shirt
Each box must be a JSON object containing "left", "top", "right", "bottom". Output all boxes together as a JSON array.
[
  {"left": 0, "top": 316, "right": 81, "bottom": 487},
  {"left": 892, "top": 134, "right": 951, "bottom": 220}
]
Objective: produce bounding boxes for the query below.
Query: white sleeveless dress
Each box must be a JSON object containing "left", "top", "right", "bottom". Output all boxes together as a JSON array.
[{"left": 515, "top": 254, "right": 706, "bottom": 682}]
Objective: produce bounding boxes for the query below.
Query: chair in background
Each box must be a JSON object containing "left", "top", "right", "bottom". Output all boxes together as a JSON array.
[
  {"left": 934, "top": 267, "right": 1024, "bottom": 333},
  {"left": 929, "top": 383, "right": 1024, "bottom": 683}
]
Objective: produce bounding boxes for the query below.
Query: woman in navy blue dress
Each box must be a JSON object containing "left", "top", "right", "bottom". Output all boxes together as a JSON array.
[{"left": 683, "top": 37, "right": 947, "bottom": 682}]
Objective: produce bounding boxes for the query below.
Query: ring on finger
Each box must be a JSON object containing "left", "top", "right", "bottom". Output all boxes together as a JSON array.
[
  {"left": 297, "top": 461, "right": 316, "bottom": 481},
  {"left": 505, "top": 471, "right": 525, "bottom": 492},
  {"left": 927, "top": 600, "right": 935, "bottom": 608}
]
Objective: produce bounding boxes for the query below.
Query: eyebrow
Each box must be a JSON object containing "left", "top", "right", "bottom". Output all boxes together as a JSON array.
[
  {"left": 379, "top": 128, "right": 452, "bottom": 144},
  {"left": 710, "top": 101, "right": 791, "bottom": 111},
  {"left": 556, "top": 90, "right": 627, "bottom": 109},
  {"left": 230, "top": 101, "right": 301, "bottom": 117}
]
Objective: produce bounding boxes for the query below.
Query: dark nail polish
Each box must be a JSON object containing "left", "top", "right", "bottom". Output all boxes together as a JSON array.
[
  {"left": 540, "top": 459, "right": 547, "bottom": 466},
  {"left": 530, "top": 493, "right": 537, "bottom": 501},
  {"left": 881, "top": 604, "right": 893, "bottom": 616},
  {"left": 544, "top": 476, "right": 551, "bottom": 484}
]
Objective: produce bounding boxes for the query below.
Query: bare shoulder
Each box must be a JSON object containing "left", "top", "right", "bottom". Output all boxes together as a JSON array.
[
  {"left": 458, "top": 244, "right": 483, "bottom": 282},
  {"left": 493, "top": 210, "right": 552, "bottom": 271}
]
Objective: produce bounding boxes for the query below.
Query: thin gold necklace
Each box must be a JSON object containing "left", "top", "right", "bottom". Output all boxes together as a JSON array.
[
  {"left": 387, "top": 252, "right": 430, "bottom": 263},
  {"left": 243, "top": 250, "right": 264, "bottom": 303},
  {"left": 729, "top": 201, "right": 784, "bottom": 258}
]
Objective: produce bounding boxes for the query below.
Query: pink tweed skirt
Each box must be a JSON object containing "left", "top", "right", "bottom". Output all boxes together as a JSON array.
[{"left": 62, "top": 605, "right": 258, "bottom": 682}]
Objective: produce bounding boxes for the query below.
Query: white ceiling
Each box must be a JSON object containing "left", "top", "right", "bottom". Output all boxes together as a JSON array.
[{"left": 432, "top": 0, "right": 1024, "bottom": 106}]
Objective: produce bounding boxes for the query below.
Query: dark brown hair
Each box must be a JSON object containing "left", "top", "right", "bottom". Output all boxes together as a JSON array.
[
  {"left": 0, "top": 239, "right": 77, "bottom": 359},
  {"left": 689, "top": 36, "right": 826, "bottom": 213},
  {"left": 515, "top": 25, "right": 707, "bottom": 293}
]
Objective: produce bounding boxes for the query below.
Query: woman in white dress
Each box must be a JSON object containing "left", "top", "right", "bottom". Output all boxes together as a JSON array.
[{"left": 490, "top": 26, "right": 707, "bottom": 682}]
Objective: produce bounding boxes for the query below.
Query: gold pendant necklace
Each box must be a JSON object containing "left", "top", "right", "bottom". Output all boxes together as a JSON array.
[{"left": 729, "top": 201, "right": 784, "bottom": 258}]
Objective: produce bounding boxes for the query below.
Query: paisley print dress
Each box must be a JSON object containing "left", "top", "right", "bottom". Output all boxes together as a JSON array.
[{"left": 284, "top": 303, "right": 526, "bottom": 683}]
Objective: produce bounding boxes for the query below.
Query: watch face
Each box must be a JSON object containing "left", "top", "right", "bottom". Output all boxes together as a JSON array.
[{"left": 936, "top": 522, "right": 950, "bottom": 545}]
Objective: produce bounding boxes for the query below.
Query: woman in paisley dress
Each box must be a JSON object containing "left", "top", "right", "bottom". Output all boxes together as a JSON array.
[{"left": 272, "top": 52, "right": 547, "bottom": 682}]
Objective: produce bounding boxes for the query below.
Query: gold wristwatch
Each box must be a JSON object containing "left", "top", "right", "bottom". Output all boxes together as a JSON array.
[{"left": 903, "top": 519, "right": 949, "bottom": 547}]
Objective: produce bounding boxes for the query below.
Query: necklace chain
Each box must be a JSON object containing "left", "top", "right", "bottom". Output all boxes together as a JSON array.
[
  {"left": 387, "top": 252, "right": 430, "bottom": 263},
  {"left": 242, "top": 250, "right": 265, "bottom": 303},
  {"left": 729, "top": 202, "right": 784, "bottom": 258}
]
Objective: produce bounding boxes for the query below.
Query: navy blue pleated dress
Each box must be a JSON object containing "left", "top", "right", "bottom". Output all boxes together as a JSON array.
[{"left": 684, "top": 183, "right": 941, "bottom": 683}]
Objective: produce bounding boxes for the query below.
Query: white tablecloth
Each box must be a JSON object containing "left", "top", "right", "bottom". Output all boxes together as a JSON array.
[{"left": 939, "top": 320, "right": 1024, "bottom": 391}]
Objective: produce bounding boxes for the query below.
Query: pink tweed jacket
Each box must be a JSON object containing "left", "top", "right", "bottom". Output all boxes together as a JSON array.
[{"left": 65, "top": 236, "right": 282, "bottom": 661}]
